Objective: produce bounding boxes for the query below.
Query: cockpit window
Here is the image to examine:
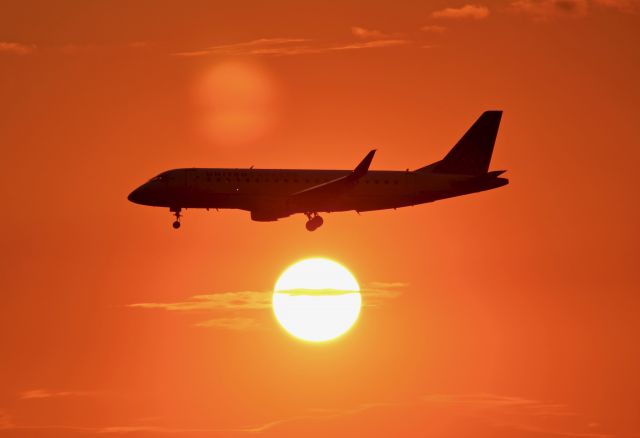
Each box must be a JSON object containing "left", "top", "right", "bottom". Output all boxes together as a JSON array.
[{"left": 150, "top": 176, "right": 163, "bottom": 182}]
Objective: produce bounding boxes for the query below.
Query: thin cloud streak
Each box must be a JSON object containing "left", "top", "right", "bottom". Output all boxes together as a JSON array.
[
  {"left": 174, "top": 37, "right": 310, "bottom": 57},
  {"left": 511, "top": 0, "right": 638, "bottom": 17},
  {"left": 594, "top": 0, "right": 639, "bottom": 12},
  {"left": 0, "top": 42, "right": 36, "bottom": 55},
  {"left": 194, "top": 317, "right": 262, "bottom": 330},
  {"left": 432, "top": 4, "right": 490, "bottom": 19},
  {"left": 325, "top": 39, "right": 410, "bottom": 52},
  {"left": 174, "top": 37, "right": 411, "bottom": 57},
  {"left": 130, "top": 282, "right": 404, "bottom": 329},
  {"left": 367, "top": 281, "right": 409, "bottom": 289},
  {"left": 511, "top": 0, "right": 589, "bottom": 17},
  {"left": 130, "top": 283, "right": 403, "bottom": 312},
  {"left": 422, "top": 393, "right": 570, "bottom": 413},
  {"left": 130, "top": 291, "right": 271, "bottom": 311},
  {"left": 231, "top": 401, "right": 401, "bottom": 434},
  {"left": 0, "top": 394, "right": 611, "bottom": 436},
  {"left": 351, "top": 26, "right": 394, "bottom": 39},
  {"left": 227, "top": 394, "right": 612, "bottom": 437},
  {"left": 0, "top": 410, "right": 12, "bottom": 430},
  {"left": 420, "top": 394, "right": 612, "bottom": 438},
  {"left": 421, "top": 24, "right": 447, "bottom": 33},
  {"left": 362, "top": 282, "right": 405, "bottom": 306},
  {"left": 0, "top": 424, "right": 224, "bottom": 435},
  {"left": 19, "top": 389, "right": 93, "bottom": 400}
]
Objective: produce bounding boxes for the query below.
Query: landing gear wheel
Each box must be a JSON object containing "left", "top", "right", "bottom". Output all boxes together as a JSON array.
[
  {"left": 170, "top": 207, "right": 182, "bottom": 230},
  {"left": 305, "top": 213, "right": 324, "bottom": 232}
]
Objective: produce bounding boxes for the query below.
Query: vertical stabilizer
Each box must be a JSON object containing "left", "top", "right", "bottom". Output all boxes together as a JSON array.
[{"left": 419, "top": 111, "right": 502, "bottom": 175}]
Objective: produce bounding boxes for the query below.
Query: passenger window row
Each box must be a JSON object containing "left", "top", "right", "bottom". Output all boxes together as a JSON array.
[{"left": 194, "top": 174, "right": 401, "bottom": 185}]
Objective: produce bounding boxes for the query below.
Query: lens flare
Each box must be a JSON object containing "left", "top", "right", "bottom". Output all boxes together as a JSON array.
[{"left": 193, "top": 61, "right": 278, "bottom": 145}]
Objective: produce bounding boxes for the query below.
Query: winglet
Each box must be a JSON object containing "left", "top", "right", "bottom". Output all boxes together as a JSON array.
[{"left": 353, "top": 149, "right": 376, "bottom": 177}]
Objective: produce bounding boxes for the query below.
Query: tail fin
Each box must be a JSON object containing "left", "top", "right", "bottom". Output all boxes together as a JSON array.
[{"left": 417, "top": 111, "right": 502, "bottom": 175}]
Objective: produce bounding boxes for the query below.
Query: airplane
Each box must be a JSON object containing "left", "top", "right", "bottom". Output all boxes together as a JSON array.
[{"left": 128, "top": 111, "right": 508, "bottom": 231}]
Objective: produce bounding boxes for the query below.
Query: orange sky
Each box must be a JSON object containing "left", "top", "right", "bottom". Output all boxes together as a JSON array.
[{"left": 1, "top": 1, "right": 639, "bottom": 437}]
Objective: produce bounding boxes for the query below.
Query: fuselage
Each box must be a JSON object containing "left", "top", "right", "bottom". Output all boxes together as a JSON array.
[
  {"left": 128, "top": 167, "right": 507, "bottom": 220},
  {"left": 127, "top": 111, "right": 508, "bottom": 230}
]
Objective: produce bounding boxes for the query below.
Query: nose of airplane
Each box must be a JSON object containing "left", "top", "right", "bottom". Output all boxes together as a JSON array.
[{"left": 127, "top": 186, "right": 145, "bottom": 204}]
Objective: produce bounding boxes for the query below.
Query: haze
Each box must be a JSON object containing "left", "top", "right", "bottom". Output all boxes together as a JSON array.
[{"left": 0, "top": 1, "right": 638, "bottom": 437}]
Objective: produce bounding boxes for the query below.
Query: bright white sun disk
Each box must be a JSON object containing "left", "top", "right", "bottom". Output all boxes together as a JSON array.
[{"left": 273, "top": 258, "right": 361, "bottom": 342}]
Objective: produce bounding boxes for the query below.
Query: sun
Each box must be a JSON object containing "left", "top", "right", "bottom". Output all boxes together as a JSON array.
[{"left": 273, "top": 258, "right": 361, "bottom": 342}]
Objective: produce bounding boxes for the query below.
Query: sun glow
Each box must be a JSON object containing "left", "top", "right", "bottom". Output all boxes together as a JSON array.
[
  {"left": 273, "top": 258, "right": 361, "bottom": 342},
  {"left": 194, "top": 61, "right": 278, "bottom": 146}
]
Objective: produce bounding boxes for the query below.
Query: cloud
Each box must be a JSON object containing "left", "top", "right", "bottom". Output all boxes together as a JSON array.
[
  {"left": 230, "top": 401, "right": 402, "bottom": 434},
  {"left": 0, "top": 410, "right": 12, "bottom": 430},
  {"left": 511, "top": 0, "right": 589, "bottom": 17},
  {"left": 233, "top": 394, "right": 612, "bottom": 437},
  {"left": 19, "top": 389, "right": 93, "bottom": 400},
  {"left": 0, "top": 41, "right": 152, "bottom": 56},
  {"left": 174, "top": 38, "right": 307, "bottom": 57},
  {"left": 131, "top": 283, "right": 402, "bottom": 312},
  {"left": 56, "top": 42, "right": 155, "bottom": 55},
  {"left": 421, "top": 24, "right": 447, "bottom": 33},
  {"left": 418, "top": 394, "right": 612, "bottom": 437},
  {"left": 95, "top": 425, "right": 218, "bottom": 434},
  {"left": 174, "top": 38, "right": 309, "bottom": 57},
  {"left": 130, "top": 291, "right": 271, "bottom": 312},
  {"left": 302, "top": 39, "right": 410, "bottom": 53},
  {"left": 511, "top": 0, "right": 638, "bottom": 17},
  {"left": 362, "top": 282, "right": 405, "bottom": 306},
  {"left": 0, "top": 393, "right": 611, "bottom": 437},
  {"left": 432, "top": 4, "right": 490, "bottom": 19},
  {"left": 0, "top": 424, "right": 223, "bottom": 435},
  {"left": 594, "top": 0, "right": 638, "bottom": 12},
  {"left": 0, "top": 42, "right": 36, "bottom": 55},
  {"left": 242, "top": 39, "right": 411, "bottom": 56},
  {"left": 421, "top": 393, "right": 570, "bottom": 413},
  {"left": 367, "top": 281, "right": 409, "bottom": 289},
  {"left": 174, "top": 37, "right": 411, "bottom": 57},
  {"left": 129, "top": 41, "right": 151, "bottom": 48},
  {"left": 130, "top": 282, "right": 404, "bottom": 329},
  {"left": 351, "top": 26, "right": 393, "bottom": 39},
  {"left": 194, "top": 317, "right": 262, "bottom": 330}
]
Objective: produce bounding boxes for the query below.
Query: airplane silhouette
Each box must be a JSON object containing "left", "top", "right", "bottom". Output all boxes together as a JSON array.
[{"left": 128, "top": 111, "right": 508, "bottom": 231}]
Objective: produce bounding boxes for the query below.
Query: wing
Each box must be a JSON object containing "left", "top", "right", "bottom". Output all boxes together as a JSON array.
[{"left": 288, "top": 149, "right": 376, "bottom": 210}]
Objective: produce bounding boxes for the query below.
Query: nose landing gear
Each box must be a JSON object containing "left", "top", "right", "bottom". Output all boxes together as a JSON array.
[
  {"left": 170, "top": 207, "right": 182, "bottom": 229},
  {"left": 305, "top": 212, "right": 324, "bottom": 231}
]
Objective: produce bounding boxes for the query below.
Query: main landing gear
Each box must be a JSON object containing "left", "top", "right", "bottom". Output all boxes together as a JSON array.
[
  {"left": 305, "top": 212, "right": 324, "bottom": 232},
  {"left": 170, "top": 207, "right": 182, "bottom": 229}
]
